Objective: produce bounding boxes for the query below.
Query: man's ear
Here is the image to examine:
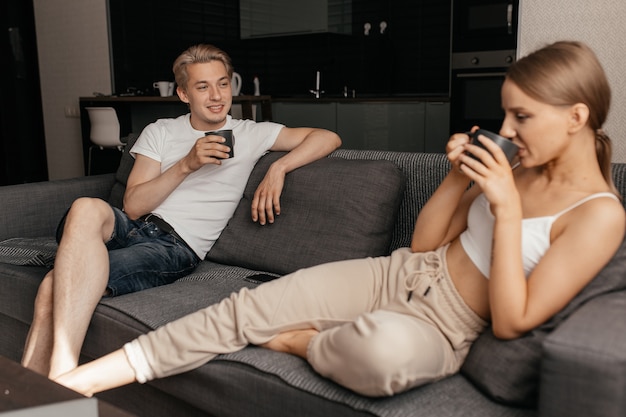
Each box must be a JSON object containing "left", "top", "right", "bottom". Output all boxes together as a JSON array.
[
  {"left": 177, "top": 86, "right": 189, "bottom": 104},
  {"left": 568, "top": 103, "right": 590, "bottom": 133}
]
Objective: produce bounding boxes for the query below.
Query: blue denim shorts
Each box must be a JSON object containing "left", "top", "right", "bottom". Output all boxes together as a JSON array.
[{"left": 57, "top": 204, "right": 201, "bottom": 297}]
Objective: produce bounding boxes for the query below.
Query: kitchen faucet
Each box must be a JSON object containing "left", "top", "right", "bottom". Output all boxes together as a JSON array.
[{"left": 309, "top": 70, "right": 324, "bottom": 98}]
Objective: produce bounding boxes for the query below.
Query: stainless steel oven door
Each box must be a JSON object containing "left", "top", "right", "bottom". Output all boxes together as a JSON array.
[{"left": 450, "top": 70, "right": 506, "bottom": 135}]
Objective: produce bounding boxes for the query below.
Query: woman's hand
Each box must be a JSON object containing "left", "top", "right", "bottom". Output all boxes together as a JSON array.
[
  {"left": 458, "top": 132, "right": 519, "bottom": 216},
  {"left": 445, "top": 129, "right": 474, "bottom": 172}
]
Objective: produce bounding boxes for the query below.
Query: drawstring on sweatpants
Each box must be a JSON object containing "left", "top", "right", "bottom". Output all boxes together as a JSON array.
[{"left": 405, "top": 252, "right": 442, "bottom": 302}]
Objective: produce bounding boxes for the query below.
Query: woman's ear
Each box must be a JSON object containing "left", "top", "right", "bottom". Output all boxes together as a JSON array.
[{"left": 568, "top": 103, "right": 590, "bottom": 133}]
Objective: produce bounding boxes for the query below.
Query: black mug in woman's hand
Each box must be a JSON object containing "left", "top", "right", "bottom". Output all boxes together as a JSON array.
[{"left": 467, "top": 129, "right": 519, "bottom": 166}]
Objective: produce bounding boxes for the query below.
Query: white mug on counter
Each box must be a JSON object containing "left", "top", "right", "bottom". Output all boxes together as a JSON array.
[{"left": 153, "top": 81, "right": 175, "bottom": 97}]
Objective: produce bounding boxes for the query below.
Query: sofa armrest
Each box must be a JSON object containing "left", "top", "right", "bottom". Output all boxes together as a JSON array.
[
  {"left": 0, "top": 174, "right": 116, "bottom": 240},
  {"left": 539, "top": 291, "right": 626, "bottom": 417}
]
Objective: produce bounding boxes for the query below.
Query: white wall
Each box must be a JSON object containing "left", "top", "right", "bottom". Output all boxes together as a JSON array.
[
  {"left": 519, "top": 0, "right": 626, "bottom": 162},
  {"left": 33, "top": 0, "right": 111, "bottom": 180}
]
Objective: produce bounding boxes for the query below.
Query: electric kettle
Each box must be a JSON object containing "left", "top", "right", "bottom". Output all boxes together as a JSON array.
[{"left": 231, "top": 72, "right": 242, "bottom": 96}]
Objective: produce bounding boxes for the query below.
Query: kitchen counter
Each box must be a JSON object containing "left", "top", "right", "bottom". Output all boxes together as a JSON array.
[
  {"left": 273, "top": 95, "right": 449, "bottom": 103},
  {"left": 78, "top": 95, "right": 272, "bottom": 175},
  {"left": 271, "top": 98, "right": 450, "bottom": 154},
  {"left": 80, "top": 95, "right": 273, "bottom": 120}
]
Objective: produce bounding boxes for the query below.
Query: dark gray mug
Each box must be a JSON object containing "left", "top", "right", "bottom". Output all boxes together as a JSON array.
[
  {"left": 468, "top": 129, "right": 518, "bottom": 165},
  {"left": 205, "top": 130, "right": 234, "bottom": 158}
]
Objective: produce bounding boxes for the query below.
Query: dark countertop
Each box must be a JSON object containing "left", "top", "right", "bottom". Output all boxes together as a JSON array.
[
  {"left": 80, "top": 95, "right": 272, "bottom": 103},
  {"left": 273, "top": 95, "right": 449, "bottom": 103},
  {"left": 79, "top": 95, "right": 449, "bottom": 104}
]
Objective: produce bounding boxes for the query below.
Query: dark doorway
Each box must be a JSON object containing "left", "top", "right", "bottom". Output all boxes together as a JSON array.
[{"left": 0, "top": 0, "right": 48, "bottom": 185}]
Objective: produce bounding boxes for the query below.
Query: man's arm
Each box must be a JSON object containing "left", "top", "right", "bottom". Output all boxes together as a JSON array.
[
  {"left": 123, "top": 135, "right": 232, "bottom": 219},
  {"left": 252, "top": 127, "right": 341, "bottom": 225}
]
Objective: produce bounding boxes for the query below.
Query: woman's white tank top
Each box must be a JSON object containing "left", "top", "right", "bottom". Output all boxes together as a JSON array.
[{"left": 458, "top": 192, "right": 619, "bottom": 278}]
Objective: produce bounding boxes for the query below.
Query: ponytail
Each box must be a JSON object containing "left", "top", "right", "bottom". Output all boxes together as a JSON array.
[{"left": 595, "top": 129, "right": 620, "bottom": 198}]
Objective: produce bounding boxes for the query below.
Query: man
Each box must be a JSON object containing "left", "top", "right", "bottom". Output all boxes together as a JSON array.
[{"left": 22, "top": 44, "right": 341, "bottom": 379}]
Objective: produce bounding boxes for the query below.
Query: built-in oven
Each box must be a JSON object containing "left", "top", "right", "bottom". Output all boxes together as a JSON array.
[
  {"left": 449, "top": 0, "right": 519, "bottom": 134},
  {"left": 452, "top": 0, "right": 519, "bottom": 53},
  {"left": 449, "top": 50, "right": 515, "bottom": 134}
]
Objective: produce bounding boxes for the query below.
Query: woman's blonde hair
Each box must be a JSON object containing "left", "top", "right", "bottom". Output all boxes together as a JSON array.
[
  {"left": 172, "top": 44, "right": 233, "bottom": 90},
  {"left": 506, "top": 41, "right": 617, "bottom": 194}
]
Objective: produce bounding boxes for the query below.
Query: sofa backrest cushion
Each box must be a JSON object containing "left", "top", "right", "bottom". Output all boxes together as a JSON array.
[
  {"left": 207, "top": 151, "right": 405, "bottom": 275},
  {"left": 461, "top": 164, "right": 626, "bottom": 408},
  {"left": 108, "top": 141, "right": 451, "bottom": 252},
  {"left": 328, "top": 150, "right": 451, "bottom": 252}
]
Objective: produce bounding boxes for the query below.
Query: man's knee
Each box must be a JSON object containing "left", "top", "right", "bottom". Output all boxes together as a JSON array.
[
  {"left": 61, "top": 198, "right": 114, "bottom": 239},
  {"left": 67, "top": 198, "right": 110, "bottom": 220}
]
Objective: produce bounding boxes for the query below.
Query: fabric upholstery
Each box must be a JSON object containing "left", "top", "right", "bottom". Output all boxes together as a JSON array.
[
  {"left": 0, "top": 237, "right": 57, "bottom": 267},
  {"left": 540, "top": 292, "right": 626, "bottom": 417},
  {"left": 0, "top": 175, "right": 115, "bottom": 240},
  {"left": 207, "top": 152, "right": 406, "bottom": 275},
  {"left": 329, "top": 150, "right": 452, "bottom": 252}
]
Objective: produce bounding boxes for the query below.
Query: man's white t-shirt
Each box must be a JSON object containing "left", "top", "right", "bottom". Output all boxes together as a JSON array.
[{"left": 130, "top": 114, "right": 284, "bottom": 259}]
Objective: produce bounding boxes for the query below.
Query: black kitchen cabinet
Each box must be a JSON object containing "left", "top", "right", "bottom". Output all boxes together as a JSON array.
[
  {"left": 108, "top": 0, "right": 451, "bottom": 99},
  {"left": 350, "top": 0, "right": 451, "bottom": 96}
]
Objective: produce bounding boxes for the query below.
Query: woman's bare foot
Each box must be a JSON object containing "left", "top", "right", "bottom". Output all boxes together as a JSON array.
[
  {"left": 261, "top": 329, "right": 319, "bottom": 359},
  {"left": 54, "top": 349, "right": 136, "bottom": 397}
]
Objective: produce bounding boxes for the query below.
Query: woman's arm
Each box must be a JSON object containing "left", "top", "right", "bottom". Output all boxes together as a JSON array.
[
  {"left": 410, "top": 170, "right": 477, "bottom": 252},
  {"left": 490, "top": 197, "right": 625, "bottom": 339},
  {"left": 411, "top": 131, "right": 478, "bottom": 252}
]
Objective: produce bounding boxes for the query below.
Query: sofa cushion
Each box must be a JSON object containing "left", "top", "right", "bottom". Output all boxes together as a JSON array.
[
  {"left": 0, "top": 237, "right": 57, "bottom": 268},
  {"left": 461, "top": 235, "right": 626, "bottom": 407},
  {"left": 207, "top": 152, "right": 406, "bottom": 275}
]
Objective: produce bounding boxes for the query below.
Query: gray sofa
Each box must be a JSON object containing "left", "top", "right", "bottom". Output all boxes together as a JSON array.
[{"left": 1, "top": 139, "right": 625, "bottom": 417}]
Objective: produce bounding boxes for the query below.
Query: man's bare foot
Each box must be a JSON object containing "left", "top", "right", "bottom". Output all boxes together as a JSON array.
[{"left": 261, "top": 329, "right": 319, "bottom": 359}]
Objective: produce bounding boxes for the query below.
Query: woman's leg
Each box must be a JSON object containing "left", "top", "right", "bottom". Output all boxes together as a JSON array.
[
  {"left": 308, "top": 309, "right": 456, "bottom": 396},
  {"left": 305, "top": 246, "right": 486, "bottom": 396},
  {"left": 129, "top": 253, "right": 399, "bottom": 381}
]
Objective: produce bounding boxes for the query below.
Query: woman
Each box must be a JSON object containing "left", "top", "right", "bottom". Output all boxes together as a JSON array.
[{"left": 55, "top": 41, "right": 625, "bottom": 397}]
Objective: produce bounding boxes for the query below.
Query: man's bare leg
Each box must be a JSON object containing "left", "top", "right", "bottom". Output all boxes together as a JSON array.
[
  {"left": 22, "top": 272, "right": 55, "bottom": 375},
  {"left": 22, "top": 197, "right": 116, "bottom": 379}
]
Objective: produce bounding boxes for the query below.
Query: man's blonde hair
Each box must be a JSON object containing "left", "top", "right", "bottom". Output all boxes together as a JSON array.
[{"left": 173, "top": 44, "right": 233, "bottom": 90}]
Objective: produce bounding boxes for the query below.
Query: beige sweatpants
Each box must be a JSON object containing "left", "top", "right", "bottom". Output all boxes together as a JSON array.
[{"left": 126, "top": 244, "right": 487, "bottom": 397}]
